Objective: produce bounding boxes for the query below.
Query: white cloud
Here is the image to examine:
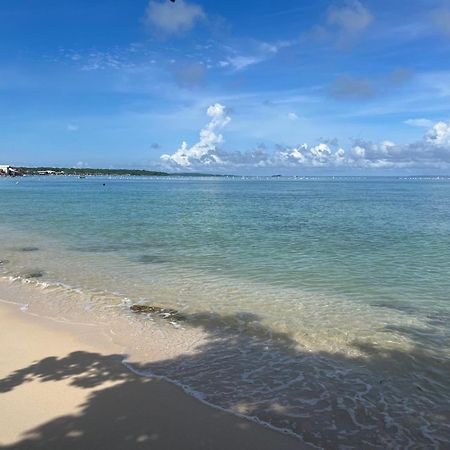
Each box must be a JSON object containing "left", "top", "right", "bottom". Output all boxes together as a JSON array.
[
  {"left": 348, "top": 129, "right": 450, "bottom": 168},
  {"left": 288, "top": 112, "right": 299, "bottom": 121},
  {"left": 277, "top": 143, "right": 345, "bottom": 167},
  {"left": 404, "top": 118, "right": 433, "bottom": 128},
  {"left": 425, "top": 121, "right": 450, "bottom": 145},
  {"left": 67, "top": 124, "right": 79, "bottom": 132},
  {"left": 161, "top": 103, "right": 230, "bottom": 167},
  {"left": 160, "top": 105, "right": 450, "bottom": 171},
  {"left": 224, "top": 40, "right": 294, "bottom": 71},
  {"left": 145, "top": 0, "right": 205, "bottom": 36},
  {"left": 227, "top": 55, "right": 263, "bottom": 71}
]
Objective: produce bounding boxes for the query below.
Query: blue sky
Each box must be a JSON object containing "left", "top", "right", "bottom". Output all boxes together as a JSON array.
[{"left": 1, "top": 0, "right": 450, "bottom": 174}]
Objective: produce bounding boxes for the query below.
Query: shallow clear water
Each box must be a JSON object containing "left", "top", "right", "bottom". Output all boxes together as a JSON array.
[{"left": 0, "top": 176, "right": 449, "bottom": 449}]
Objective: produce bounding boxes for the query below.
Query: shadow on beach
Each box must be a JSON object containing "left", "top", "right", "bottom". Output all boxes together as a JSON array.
[{"left": 0, "top": 310, "right": 449, "bottom": 449}]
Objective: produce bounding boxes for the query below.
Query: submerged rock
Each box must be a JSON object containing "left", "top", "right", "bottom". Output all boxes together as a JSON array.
[
  {"left": 136, "top": 255, "right": 169, "bottom": 264},
  {"left": 0, "top": 260, "right": 9, "bottom": 265},
  {"left": 20, "top": 246, "right": 40, "bottom": 252},
  {"left": 130, "top": 305, "right": 161, "bottom": 313},
  {"left": 24, "top": 271, "right": 44, "bottom": 279},
  {"left": 130, "top": 304, "right": 185, "bottom": 321}
]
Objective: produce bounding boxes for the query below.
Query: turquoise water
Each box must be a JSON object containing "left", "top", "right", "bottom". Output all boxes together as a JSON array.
[{"left": 1, "top": 176, "right": 449, "bottom": 448}]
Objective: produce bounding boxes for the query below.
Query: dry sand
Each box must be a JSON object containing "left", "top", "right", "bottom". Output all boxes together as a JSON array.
[{"left": 0, "top": 301, "right": 306, "bottom": 450}]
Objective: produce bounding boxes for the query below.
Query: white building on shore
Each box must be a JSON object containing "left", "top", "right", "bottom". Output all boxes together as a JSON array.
[{"left": 0, "top": 165, "right": 11, "bottom": 175}]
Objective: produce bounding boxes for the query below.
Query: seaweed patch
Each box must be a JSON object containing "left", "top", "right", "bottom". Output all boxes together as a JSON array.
[
  {"left": 130, "top": 304, "right": 185, "bottom": 321},
  {"left": 23, "top": 270, "right": 45, "bottom": 279}
]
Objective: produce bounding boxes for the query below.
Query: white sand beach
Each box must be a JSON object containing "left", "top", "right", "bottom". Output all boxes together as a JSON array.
[{"left": 0, "top": 300, "right": 305, "bottom": 450}]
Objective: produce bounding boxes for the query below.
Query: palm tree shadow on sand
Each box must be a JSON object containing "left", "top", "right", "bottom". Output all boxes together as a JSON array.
[{"left": 0, "top": 311, "right": 449, "bottom": 449}]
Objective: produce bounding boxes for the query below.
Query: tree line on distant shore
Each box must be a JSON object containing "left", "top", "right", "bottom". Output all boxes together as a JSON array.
[
  {"left": 11, "top": 167, "right": 227, "bottom": 177},
  {"left": 16, "top": 167, "right": 169, "bottom": 176}
]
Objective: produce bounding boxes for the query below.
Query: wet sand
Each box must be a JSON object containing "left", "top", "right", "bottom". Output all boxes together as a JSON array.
[{"left": 0, "top": 301, "right": 306, "bottom": 450}]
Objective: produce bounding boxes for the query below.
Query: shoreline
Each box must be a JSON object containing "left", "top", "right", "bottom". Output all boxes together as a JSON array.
[{"left": 0, "top": 300, "right": 305, "bottom": 450}]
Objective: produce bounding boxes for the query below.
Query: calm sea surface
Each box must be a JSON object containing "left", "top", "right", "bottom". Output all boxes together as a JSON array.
[{"left": 1, "top": 176, "right": 449, "bottom": 448}]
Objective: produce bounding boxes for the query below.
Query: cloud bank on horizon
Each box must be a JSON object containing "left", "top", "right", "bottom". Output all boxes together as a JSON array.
[{"left": 160, "top": 103, "right": 450, "bottom": 172}]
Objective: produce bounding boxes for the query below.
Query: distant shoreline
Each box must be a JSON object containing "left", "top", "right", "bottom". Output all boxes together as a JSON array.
[{"left": 1, "top": 167, "right": 229, "bottom": 177}]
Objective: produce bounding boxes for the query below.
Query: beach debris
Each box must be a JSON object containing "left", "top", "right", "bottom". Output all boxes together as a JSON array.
[
  {"left": 130, "top": 304, "right": 185, "bottom": 321},
  {"left": 20, "top": 246, "right": 40, "bottom": 252}
]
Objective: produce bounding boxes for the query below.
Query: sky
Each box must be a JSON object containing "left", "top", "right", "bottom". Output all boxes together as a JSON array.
[{"left": 1, "top": 0, "right": 450, "bottom": 175}]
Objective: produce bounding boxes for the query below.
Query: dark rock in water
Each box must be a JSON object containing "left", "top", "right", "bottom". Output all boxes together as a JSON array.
[
  {"left": 0, "top": 260, "right": 9, "bottom": 265},
  {"left": 130, "top": 305, "right": 161, "bottom": 313},
  {"left": 130, "top": 304, "right": 185, "bottom": 321},
  {"left": 24, "top": 271, "right": 44, "bottom": 279},
  {"left": 136, "top": 255, "right": 169, "bottom": 264},
  {"left": 20, "top": 247, "right": 40, "bottom": 252}
]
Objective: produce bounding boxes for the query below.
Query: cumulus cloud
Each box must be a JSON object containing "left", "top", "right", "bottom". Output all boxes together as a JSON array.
[
  {"left": 161, "top": 103, "right": 230, "bottom": 167},
  {"left": 426, "top": 121, "right": 450, "bottom": 145},
  {"left": 276, "top": 143, "right": 347, "bottom": 167},
  {"left": 145, "top": 0, "right": 205, "bottom": 36},
  {"left": 160, "top": 104, "right": 450, "bottom": 171},
  {"left": 287, "top": 112, "right": 299, "bottom": 121},
  {"left": 346, "top": 122, "right": 450, "bottom": 168}
]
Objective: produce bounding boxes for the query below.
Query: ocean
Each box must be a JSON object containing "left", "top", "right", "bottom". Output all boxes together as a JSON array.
[{"left": 0, "top": 175, "right": 449, "bottom": 448}]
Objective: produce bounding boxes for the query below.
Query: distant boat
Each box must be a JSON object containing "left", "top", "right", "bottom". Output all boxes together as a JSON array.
[{"left": 79, "top": 176, "right": 86, "bottom": 179}]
